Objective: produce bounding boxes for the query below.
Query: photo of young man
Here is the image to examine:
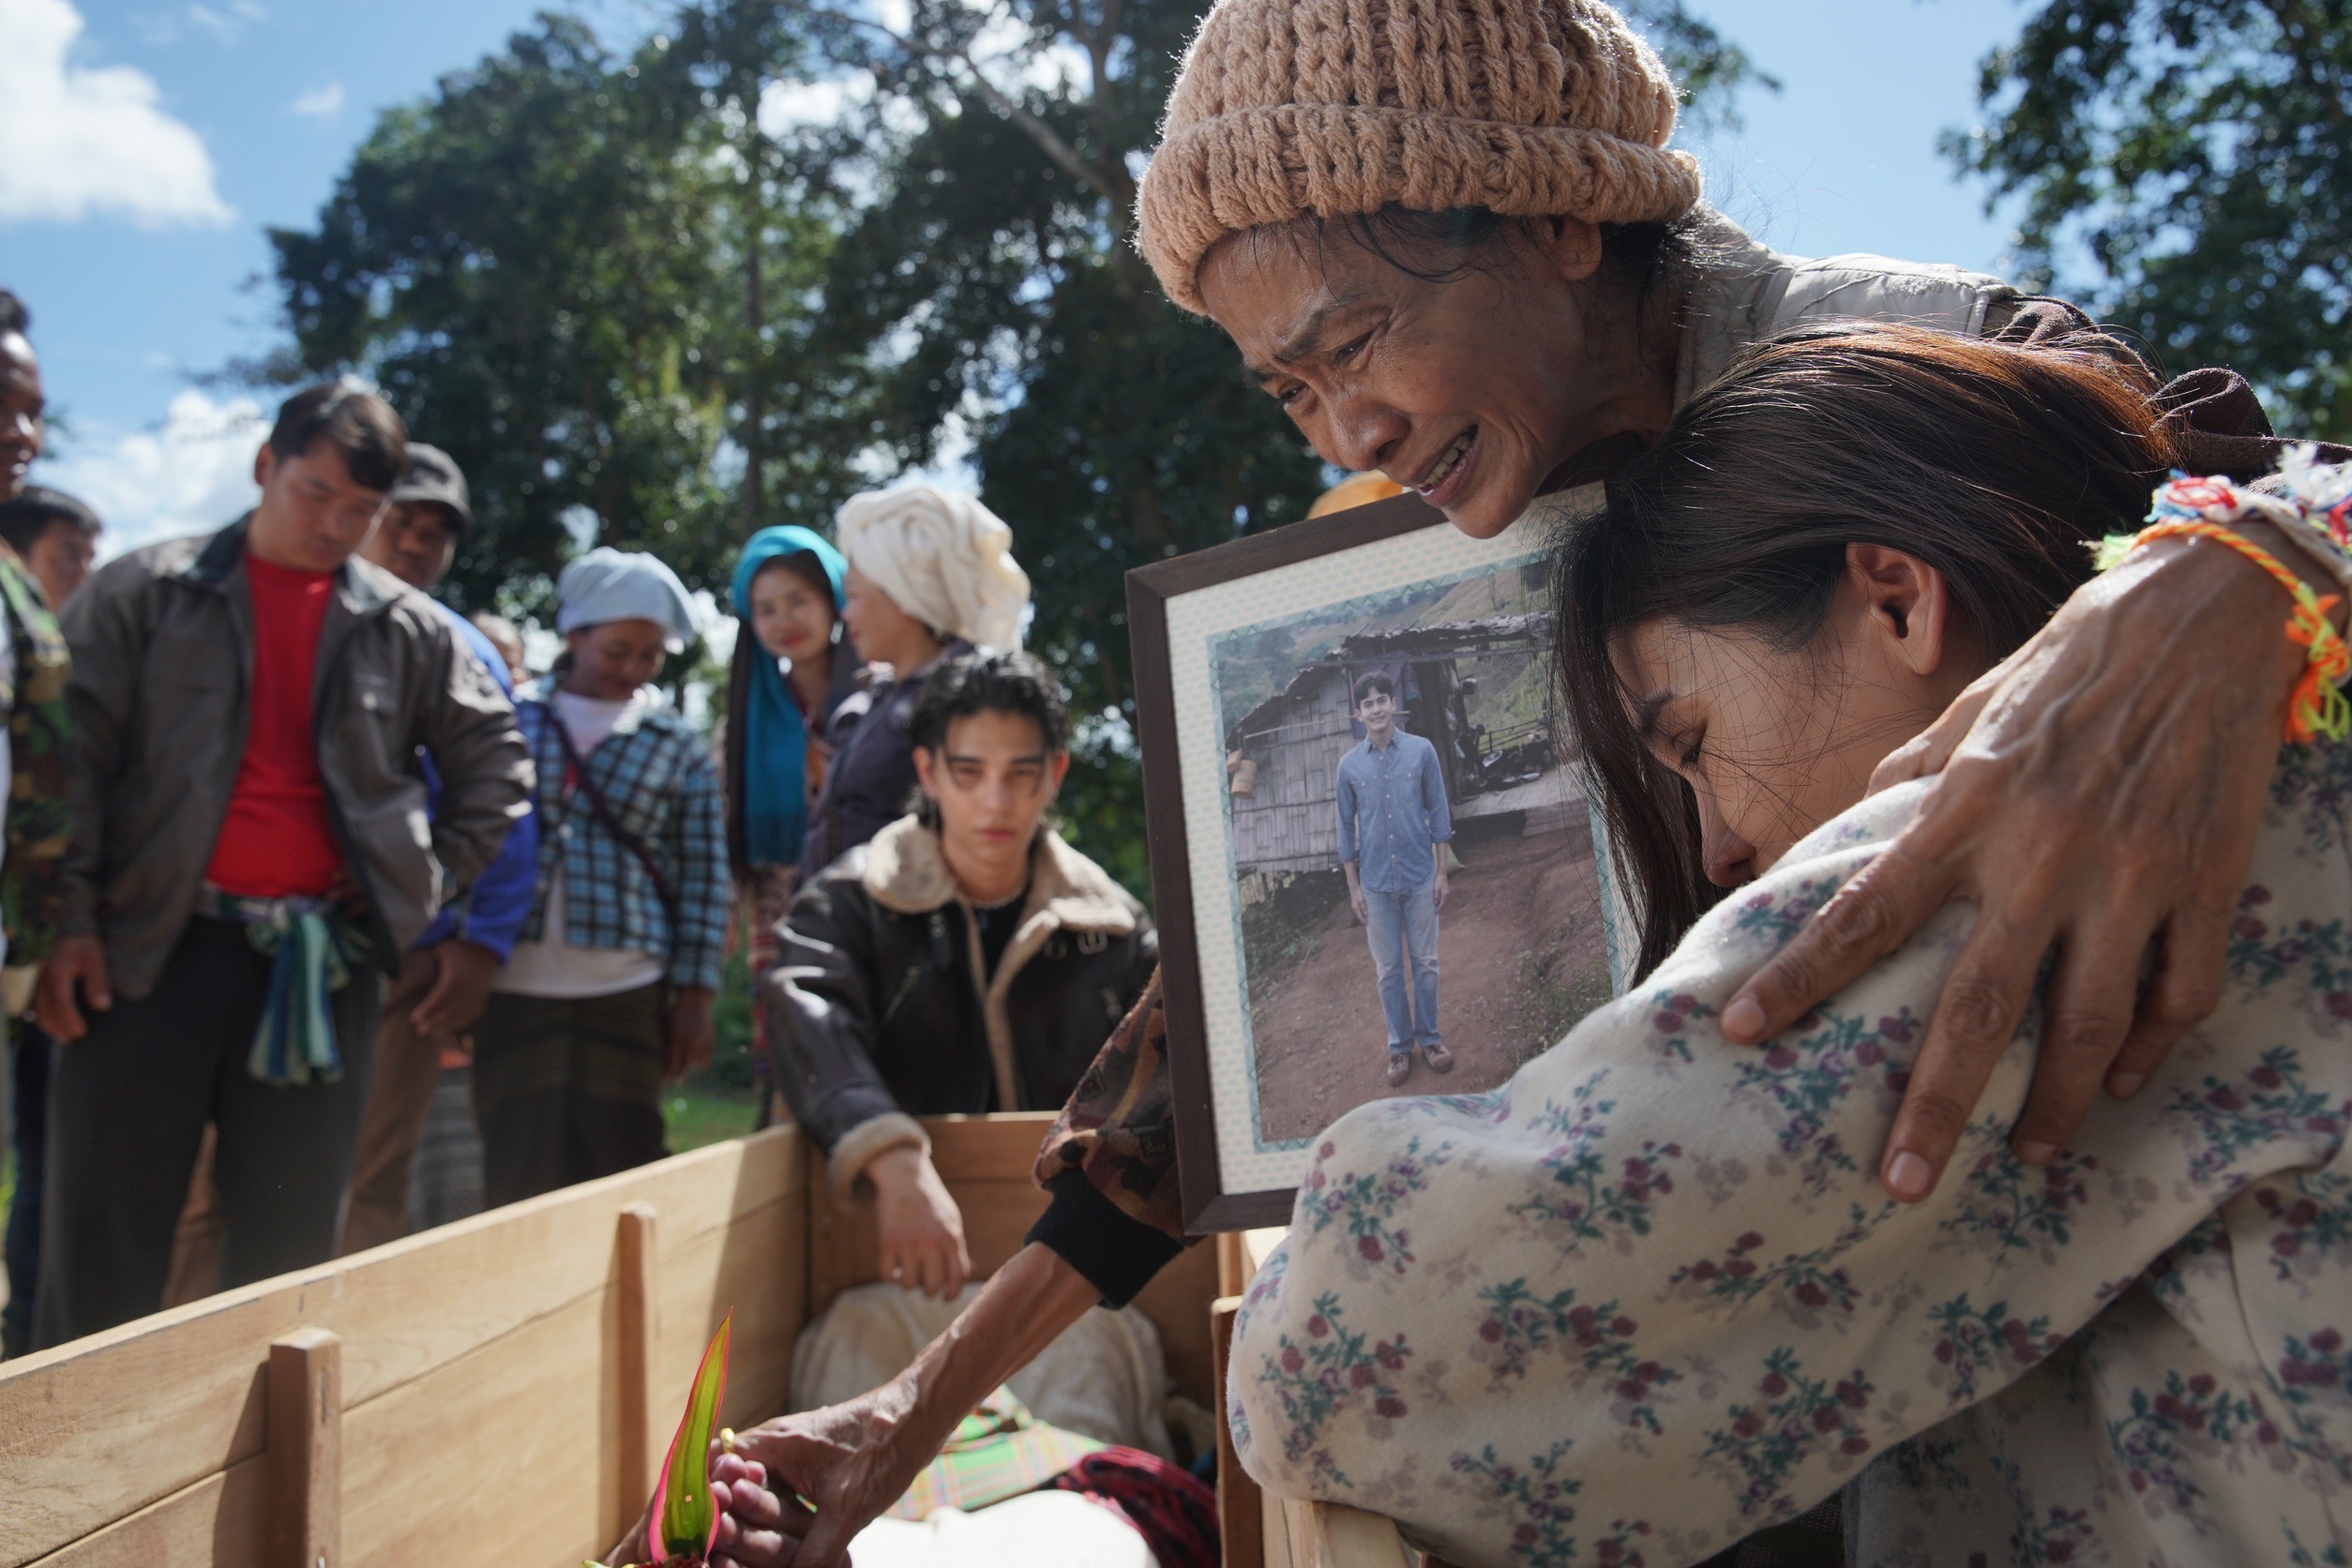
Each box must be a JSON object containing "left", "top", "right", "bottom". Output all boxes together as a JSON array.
[{"left": 1334, "top": 670, "right": 1454, "bottom": 1088}]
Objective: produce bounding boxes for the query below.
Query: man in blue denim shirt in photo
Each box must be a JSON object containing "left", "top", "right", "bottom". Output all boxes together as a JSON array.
[
  {"left": 339, "top": 444, "right": 538, "bottom": 1252},
  {"left": 1334, "top": 670, "right": 1453, "bottom": 1089}
]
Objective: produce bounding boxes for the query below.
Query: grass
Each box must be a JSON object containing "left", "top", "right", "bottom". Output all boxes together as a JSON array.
[{"left": 663, "top": 1082, "right": 761, "bottom": 1153}]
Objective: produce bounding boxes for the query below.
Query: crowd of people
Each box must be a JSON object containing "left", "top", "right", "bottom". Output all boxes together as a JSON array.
[
  {"left": 0, "top": 282, "right": 1137, "bottom": 1359},
  {"left": 10, "top": 0, "right": 2352, "bottom": 1560}
]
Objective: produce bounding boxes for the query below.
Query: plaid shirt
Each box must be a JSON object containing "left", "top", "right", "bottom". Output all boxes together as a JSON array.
[{"left": 515, "top": 690, "right": 727, "bottom": 992}]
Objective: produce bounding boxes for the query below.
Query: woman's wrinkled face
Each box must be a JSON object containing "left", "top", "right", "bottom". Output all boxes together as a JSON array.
[
  {"left": 1197, "top": 217, "right": 1666, "bottom": 539},
  {"left": 1610, "top": 548, "right": 1976, "bottom": 883},
  {"left": 750, "top": 559, "right": 837, "bottom": 666}
]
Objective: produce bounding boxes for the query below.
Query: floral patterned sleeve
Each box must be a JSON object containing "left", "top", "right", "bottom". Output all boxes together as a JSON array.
[{"left": 1229, "top": 748, "right": 2352, "bottom": 1567}]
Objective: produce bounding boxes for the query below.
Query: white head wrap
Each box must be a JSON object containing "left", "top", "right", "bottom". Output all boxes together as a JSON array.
[
  {"left": 834, "top": 485, "right": 1031, "bottom": 651},
  {"left": 556, "top": 547, "right": 701, "bottom": 652}
]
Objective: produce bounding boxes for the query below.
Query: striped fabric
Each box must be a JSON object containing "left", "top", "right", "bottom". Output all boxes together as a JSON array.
[
  {"left": 194, "top": 886, "right": 367, "bottom": 1087},
  {"left": 513, "top": 691, "right": 728, "bottom": 991},
  {"left": 885, "top": 1387, "right": 1105, "bottom": 1519}
]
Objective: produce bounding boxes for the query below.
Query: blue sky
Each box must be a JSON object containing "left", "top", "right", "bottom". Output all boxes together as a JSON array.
[{"left": 0, "top": 0, "right": 2034, "bottom": 554}]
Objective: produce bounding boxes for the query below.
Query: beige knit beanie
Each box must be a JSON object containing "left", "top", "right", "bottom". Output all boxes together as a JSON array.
[{"left": 1136, "top": 0, "right": 1702, "bottom": 312}]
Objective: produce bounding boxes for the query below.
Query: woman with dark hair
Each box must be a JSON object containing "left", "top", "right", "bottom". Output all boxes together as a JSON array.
[
  {"left": 1225, "top": 326, "right": 2352, "bottom": 1564},
  {"left": 725, "top": 526, "right": 858, "bottom": 1120},
  {"left": 694, "top": 0, "right": 2352, "bottom": 1551}
]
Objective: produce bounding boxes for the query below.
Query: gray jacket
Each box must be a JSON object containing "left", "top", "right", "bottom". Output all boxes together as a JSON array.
[{"left": 59, "top": 517, "right": 534, "bottom": 1000}]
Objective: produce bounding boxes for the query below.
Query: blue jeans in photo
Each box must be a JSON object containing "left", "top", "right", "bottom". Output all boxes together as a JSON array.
[{"left": 1363, "top": 877, "right": 1440, "bottom": 1052}]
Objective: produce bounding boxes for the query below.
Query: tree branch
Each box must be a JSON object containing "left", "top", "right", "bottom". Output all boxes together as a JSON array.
[{"left": 778, "top": 0, "right": 1131, "bottom": 211}]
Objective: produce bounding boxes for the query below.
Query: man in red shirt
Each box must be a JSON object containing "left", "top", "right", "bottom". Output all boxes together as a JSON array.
[{"left": 31, "top": 384, "right": 533, "bottom": 1347}]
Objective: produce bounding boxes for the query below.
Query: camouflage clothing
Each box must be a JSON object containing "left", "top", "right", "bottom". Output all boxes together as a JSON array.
[{"left": 0, "top": 546, "right": 72, "bottom": 967}]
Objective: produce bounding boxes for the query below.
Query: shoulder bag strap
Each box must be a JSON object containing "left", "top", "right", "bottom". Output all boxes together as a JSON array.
[{"left": 545, "top": 702, "right": 681, "bottom": 927}]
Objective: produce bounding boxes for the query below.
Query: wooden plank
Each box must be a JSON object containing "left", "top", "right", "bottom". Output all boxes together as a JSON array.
[
  {"left": 652, "top": 1197, "right": 807, "bottom": 1435},
  {"left": 614, "top": 1204, "right": 659, "bottom": 1540},
  {"left": 23, "top": 1461, "right": 263, "bottom": 1568},
  {"left": 339, "top": 1191, "right": 808, "bottom": 1568},
  {"left": 264, "top": 1329, "right": 339, "bottom": 1568},
  {"left": 1129, "top": 1241, "right": 1218, "bottom": 1410},
  {"left": 1282, "top": 1500, "right": 1416, "bottom": 1568},
  {"left": 338, "top": 1277, "right": 613, "bottom": 1568},
  {"left": 1212, "top": 1296, "right": 1262, "bottom": 1568},
  {"left": 0, "top": 1128, "right": 801, "bottom": 1568}
]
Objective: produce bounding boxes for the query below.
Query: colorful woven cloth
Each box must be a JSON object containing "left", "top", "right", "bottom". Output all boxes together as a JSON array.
[
  {"left": 1044, "top": 1446, "right": 1220, "bottom": 1568},
  {"left": 884, "top": 1388, "right": 1104, "bottom": 1520},
  {"left": 196, "top": 886, "right": 367, "bottom": 1087}
]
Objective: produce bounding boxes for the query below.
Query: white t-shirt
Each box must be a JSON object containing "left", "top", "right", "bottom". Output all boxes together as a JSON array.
[{"left": 494, "top": 689, "right": 669, "bottom": 1000}]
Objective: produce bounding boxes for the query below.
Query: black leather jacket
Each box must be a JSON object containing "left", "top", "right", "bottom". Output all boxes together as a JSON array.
[{"left": 763, "top": 815, "right": 1157, "bottom": 1196}]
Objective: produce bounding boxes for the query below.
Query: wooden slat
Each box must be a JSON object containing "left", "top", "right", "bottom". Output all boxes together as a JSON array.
[
  {"left": 1212, "top": 1296, "right": 1263, "bottom": 1568},
  {"left": 614, "top": 1204, "right": 659, "bottom": 1539},
  {"left": 23, "top": 1461, "right": 263, "bottom": 1568},
  {"left": 338, "top": 1278, "right": 613, "bottom": 1567},
  {"left": 652, "top": 1196, "right": 807, "bottom": 1434},
  {"left": 1280, "top": 1500, "right": 1417, "bottom": 1568},
  {"left": 1130, "top": 1241, "right": 1218, "bottom": 1409},
  {"left": 264, "top": 1329, "right": 339, "bottom": 1568},
  {"left": 0, "top": 1128, "right": 801, "bottom": 1568}
]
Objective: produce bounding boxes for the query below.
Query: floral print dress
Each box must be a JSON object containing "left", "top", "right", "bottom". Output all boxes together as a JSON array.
[{"left": 1229, "top": 746, "right": 2352, "bottom": 1567}]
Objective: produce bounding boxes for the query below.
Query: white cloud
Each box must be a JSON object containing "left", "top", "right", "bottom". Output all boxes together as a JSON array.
[
  {"left": 37, "top": 388, "right": 265, "bottom": 558},
  {"left": 289, "top": 81, "right": 343, "bottom": 118},
  {"left": 186, "top": 0, "right": 264, "bottom": 45},
  {"left": 0, "top": 0, "right": 233, "bottom": 227}
]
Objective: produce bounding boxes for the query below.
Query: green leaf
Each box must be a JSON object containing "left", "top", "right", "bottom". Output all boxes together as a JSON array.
[{"left": 651, "top": 1311, "right": 731, "bottom": 1563}]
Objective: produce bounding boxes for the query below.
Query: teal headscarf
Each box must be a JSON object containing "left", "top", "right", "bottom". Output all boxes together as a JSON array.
[{"left": 731, "top": 526, "right": 848, "bottom": 867}]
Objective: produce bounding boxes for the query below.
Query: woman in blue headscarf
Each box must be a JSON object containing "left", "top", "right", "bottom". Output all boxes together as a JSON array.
[{"left": 725, "top": 527, "right": 859, "bottom": 1118}]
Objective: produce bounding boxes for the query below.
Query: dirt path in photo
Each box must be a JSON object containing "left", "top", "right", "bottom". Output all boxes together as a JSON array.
[{"left": 1248, "top": 825, "right": 1613, "bottom": 1143}]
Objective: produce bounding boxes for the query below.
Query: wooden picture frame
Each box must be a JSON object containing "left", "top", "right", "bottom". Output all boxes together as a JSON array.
[{"left": 1129, "top": 490, "right": 1632, "bottom": 1232}]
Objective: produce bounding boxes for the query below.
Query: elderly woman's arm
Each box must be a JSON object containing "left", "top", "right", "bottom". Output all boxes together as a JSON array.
[
  {"left": 1726, "top": 511, "right": 2330, "bottom": 1204},
  {"left": 1229, "top": 770, "right": 2352, "bottom": 1563},
  {"left": 723, "top": 1243, "right": 1101, "bottom": 1567}
]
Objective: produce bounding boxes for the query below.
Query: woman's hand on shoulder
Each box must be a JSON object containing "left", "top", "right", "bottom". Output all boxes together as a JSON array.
[{"left": 1720, "top": 533, "right": 2301, "bottom": 1202}]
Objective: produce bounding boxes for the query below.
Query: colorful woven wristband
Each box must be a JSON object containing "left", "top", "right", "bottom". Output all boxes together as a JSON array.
[{"left": 2104, "top": 519, "right": 2352, "bottom": 744}]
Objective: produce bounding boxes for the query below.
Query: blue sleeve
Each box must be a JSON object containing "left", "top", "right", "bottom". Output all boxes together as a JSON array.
[
  {"left": 1423, "top": 738, "right": 1454, "bottom": 844},
  {"left": 415, "top": 600, "right": 531, "bottom": 954},
  {"left": 450, "top": 804, "right": 538, "bottom": 958},
  {"left": 1334, "top": 756, "right": 1360, "bottom": 866}
]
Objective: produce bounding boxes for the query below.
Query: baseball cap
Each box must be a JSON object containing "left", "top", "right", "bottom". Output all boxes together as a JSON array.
[{"left": 390, "top": 442, "right": 472, "bottom": 532}]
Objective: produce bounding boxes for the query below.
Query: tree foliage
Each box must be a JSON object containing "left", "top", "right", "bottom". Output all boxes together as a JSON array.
[
  {"left": 782, "top": 0, "right": 1765, "bottom": 886},
  {"left": 1948, "top": 0, "right": 2351, "bottom": 440},
  {"left": 266, "top": 0, "right": 1764, "bottom": 893},
  {"left": 268, "top": 9, "right": 866, "bottom": 614}
]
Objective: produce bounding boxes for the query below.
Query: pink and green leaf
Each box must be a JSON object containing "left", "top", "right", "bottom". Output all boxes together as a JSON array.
[{"left": 648, "top": 1312, "right": 731, "bottom": 1564}]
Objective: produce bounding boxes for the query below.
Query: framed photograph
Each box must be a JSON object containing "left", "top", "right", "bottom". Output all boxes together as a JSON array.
[{"left": 1129, "top": 490, "right": 1634, "bottom": 1231}]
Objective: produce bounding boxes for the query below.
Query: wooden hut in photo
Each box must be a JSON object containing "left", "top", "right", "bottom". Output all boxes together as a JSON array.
[{"left": 1224, "top": 612, "right": 1575, "bottom": 881}]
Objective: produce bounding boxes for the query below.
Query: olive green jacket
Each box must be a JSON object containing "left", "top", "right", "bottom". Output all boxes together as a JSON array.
[{"left": 58, "top": 516, "right": 533, "bottom": 1000}]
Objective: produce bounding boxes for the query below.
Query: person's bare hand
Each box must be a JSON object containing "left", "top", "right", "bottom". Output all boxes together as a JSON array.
[
  {"left": 36, "top": 934, "right": 111, "bottom": 1041},
  {"left": 1349, "top": 882, "right": 1368, "bottom": 925},
  {"left": 411, "top": 939, "right": 499, "bottom": 1035},
  {"left": 602, "top": 1455, "right": 810, "bottom": 1567},
  {"left": 730, "top": 1385, "right": 933, "bottom": 1568},
  {"left": 1433, "top": 863, "right": 1450, "bottom": 913},
  {"left": 665, "top": 986, "right": 716, "bottom": 1080},
  {"left": 1720, "top": 535, "right": 2300, "bottom": 1202},
  {"left": 866, "top": 1145, "right": 970, "bottom": 1298}
]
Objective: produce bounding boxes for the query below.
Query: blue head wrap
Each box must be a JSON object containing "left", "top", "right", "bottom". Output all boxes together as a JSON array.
[{"left": 731, "top": 526, "right": 849, "bottom": 867}]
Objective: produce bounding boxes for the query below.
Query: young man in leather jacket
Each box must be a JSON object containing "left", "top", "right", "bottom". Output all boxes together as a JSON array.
[{"left": 764, "top": 650, "right": 1155, "bottom": 1297}]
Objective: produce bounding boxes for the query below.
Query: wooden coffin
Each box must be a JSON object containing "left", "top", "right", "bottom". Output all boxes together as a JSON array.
[{"left": 0, "top": 1113, "right": 1409, "bottom": 1567}]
